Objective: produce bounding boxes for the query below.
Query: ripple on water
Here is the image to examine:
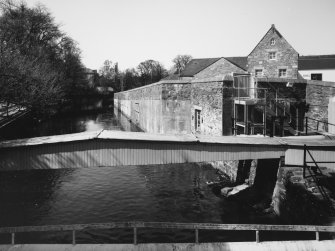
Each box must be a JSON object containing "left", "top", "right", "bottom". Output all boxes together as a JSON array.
[{"left": 0, "top": 163, "right": 269, "bottom": 243}]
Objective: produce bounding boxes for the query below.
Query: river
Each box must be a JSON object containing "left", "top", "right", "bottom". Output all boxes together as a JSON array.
[{"left": 0, "top": 109, "right": 280, "bottom": 244}]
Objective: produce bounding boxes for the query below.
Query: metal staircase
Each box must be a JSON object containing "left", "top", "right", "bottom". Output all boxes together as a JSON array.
[{"left": 303, "top": 144, "right": 335, "bottom": 210}]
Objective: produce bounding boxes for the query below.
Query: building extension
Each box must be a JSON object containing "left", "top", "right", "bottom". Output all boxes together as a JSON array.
[{"left": 114, "top": 25, "right": 335, "bottom": 137}]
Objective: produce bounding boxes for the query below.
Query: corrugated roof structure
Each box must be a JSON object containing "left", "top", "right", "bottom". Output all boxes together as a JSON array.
[{"left": 299, "top": 55, "right": 335, "bottom": 70}]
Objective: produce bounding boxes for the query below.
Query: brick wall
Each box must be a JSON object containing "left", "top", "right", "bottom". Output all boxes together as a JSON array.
[
  {"left": 247, "top": 26, "right": 298, "bottom": 79},
  {"left": 194, "top": 58, "right": 246, "bottom": 79}
]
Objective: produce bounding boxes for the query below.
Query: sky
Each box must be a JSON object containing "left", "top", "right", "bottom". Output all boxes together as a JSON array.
[{"left": 24, "top": 0, "right": 335, "bottom": 71}]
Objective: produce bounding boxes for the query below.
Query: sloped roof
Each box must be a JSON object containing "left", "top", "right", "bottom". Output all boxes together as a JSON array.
[
  {"left": 248, "top": 24, "right": 297, "bottom": 57},
  {"left": 299, "top": 55, "right": 335, "bottom": 70},
  {"left": 225, "top": 57, "right": 247, "bottom": 71},
  {"left": 161, "top": 73, "right": 181, "bottom": 80},
  {"left": 180, "top": 57, "right": 247, "bottom": 77},
  {"left": 180, "top": 58, "right": 221, "bottom": 77}
]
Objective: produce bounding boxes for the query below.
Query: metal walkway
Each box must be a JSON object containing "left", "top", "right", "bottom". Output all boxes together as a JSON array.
[{"left": 0, "top": 131, "right": 334, "bottom": 170}]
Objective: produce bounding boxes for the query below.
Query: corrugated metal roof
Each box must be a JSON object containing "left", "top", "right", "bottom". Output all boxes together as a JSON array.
[
  {"left": 197, "top": 135, "right": 286, "bottom": 146},
  {"left": 299, "top": 55, "right": 335, "bottom": 70},
  {"left": 99, "top": 130, "right": 197, "bottom": 143},
  {"left": 0, "top": 130, "right": 102, "bottom": 148},
  {"left": 281, "top": 135, "right": 335, "bottom": 147}
]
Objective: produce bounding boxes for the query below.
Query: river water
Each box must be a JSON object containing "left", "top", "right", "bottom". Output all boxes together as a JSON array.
[{"left": 0, "top": 109, "right": 279, "bottom": 244}]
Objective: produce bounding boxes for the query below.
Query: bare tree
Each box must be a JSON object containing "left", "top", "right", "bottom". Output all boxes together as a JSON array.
[
  {"left": 172, "top": 54, "right": 193, "bottom": 74},
  {"left": 137, "top": 59, "right": 167, "bottom": 86},
  {"left": 0, "top": 0, "right": 87, "bottom": 115}
]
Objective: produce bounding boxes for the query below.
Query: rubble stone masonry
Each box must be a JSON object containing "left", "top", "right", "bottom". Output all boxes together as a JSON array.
[
  {"left": 248, "top": 26, "right": 298, "bottom": 79},
  {"left": 306, "top": 80, "right": 335, "bottom": 129},
  {"left": 191, "top": 81, "right": 222, "bottom": 136}
]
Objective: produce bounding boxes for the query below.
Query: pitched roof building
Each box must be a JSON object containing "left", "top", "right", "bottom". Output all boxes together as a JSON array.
[
  {"left": 298, "top": 55, "right": 335, "bottom": 81},
  {"left": 180, "top": 25, "right": 335, "bottom": 82}
]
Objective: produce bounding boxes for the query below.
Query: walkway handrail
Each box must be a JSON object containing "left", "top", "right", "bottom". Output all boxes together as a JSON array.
[
  {"left": 1, "top": 222, "right": 335, "bottom": 245},
  {"left": 305, "top": 116, "right": 335, "bottom": 134},
  {"left": 303, "top": 144, "right": 335, "bottom": 178},
  {"left": 302, "top": 144, "right": 335, "bottom": 204}
]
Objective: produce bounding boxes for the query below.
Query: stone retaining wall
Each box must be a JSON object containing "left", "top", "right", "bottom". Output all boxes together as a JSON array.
[{"left": 306, "top": 80, "right": 335, "bottom": 130}]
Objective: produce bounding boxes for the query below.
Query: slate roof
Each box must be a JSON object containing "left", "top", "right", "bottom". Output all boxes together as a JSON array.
[
  {"left": 225, "top": 57, "right": 247, "bottom": 71},
  {"left": 180, "top": 57, "right": 247, "bottom": 77},
  {"left": 162, "top": 74, "right": 181, "bottom": 80},
  {"left": 180, "top": 58, "right": 221, "bottom": 77},
  {"left": 299, "top": 55, "right": 335, "bottom": 70}
]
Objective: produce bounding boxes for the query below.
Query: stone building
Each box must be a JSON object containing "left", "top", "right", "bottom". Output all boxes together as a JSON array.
[{"left": 114, "top": 25, "right": 335, "bottom": 137}]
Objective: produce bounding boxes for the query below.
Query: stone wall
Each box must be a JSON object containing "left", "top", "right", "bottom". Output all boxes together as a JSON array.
[
  {"left": 272, "top": 163, "right": 333, "bottom": 224},
  {"left": 247, "top": 26, "right": 298, "bottom": 79},
  {"left": 210, "top": 159, "right": 258, "bottom": 185},
  {"left": 194, "top": 58, "right": 246, "bottom": 79},
  {"left": 161, "top": 83, "right": 192, "bottom": 134},
  {"left": 114, "top": 81, "right": 192, "bottom": 134},
  {"left": 190, "top": 81, "right": 223, "bottom": 136},
  {"left": 306, "top": 80, "right": 335, "bottom": 130},
  {"left": 190, "top": 79, "right": 234, "bottom": 136}
]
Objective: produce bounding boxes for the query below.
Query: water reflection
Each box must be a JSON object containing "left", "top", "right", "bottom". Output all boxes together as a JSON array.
[
  {"left": 0, "top": 109, "right": 142, "bottom": 140},
  {"left": 0, "top": 164, "right": 224, "bottom": 226},
  {"left": 0, "top": 163, "right": 280, "bottom": 243}
]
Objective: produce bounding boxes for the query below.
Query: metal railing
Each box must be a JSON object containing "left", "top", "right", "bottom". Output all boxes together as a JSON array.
[
  {"left": 303, "top": 144, "right": 335, "bottom": 204},
  {"left": 305, "top": 117, "right": 335, "bottom": 135},
  {"left": 233, "top": 87, "right": 267, "bottom": 102},
  {"left": 1, "top": 222, "right": 335, "bottom": 245}
]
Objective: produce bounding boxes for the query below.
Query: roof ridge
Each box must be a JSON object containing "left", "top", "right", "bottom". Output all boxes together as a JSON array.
[{"left": 300, "top": 54, "right": 335, "bottom": 58}]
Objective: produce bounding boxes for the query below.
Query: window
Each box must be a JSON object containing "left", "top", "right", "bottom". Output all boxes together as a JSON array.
[
  {"left": 269, "top": 52, "right": 276, "bottom": 60},
  {"left": 255, "top": 69, "right": 263, "bottom": 77},
  {"left": 311, "top": 73, "right": 322, "bottom": 81},
  {"left": 195, "top": 109, "right": 201, "bottom": 131},
  {"left": 270, "top": 38, "right": 275, "bottom": 45},
  {"left": 279, "top": 69, "right": 287, "bottom": 77}
]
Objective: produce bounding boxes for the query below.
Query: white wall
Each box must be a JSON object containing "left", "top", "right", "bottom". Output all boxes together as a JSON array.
[{"left": 299, "top": 69, "right": 335, "bottom": 82}]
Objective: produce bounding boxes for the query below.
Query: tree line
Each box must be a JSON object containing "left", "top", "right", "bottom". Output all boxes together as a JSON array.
[
  {"left": 98, "top": 55, "right": 193, "bottom": 93},
  {"left": 0, "top": 0, "right": 193, "bottom": 116},
  {"left": 0, "top": 0, "right": 88, "bottom": 116}
]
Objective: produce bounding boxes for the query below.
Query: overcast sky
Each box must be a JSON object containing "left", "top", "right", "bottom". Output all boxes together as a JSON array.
[{"left": 24, "top": 0, "right": 335, "bottom": 71}]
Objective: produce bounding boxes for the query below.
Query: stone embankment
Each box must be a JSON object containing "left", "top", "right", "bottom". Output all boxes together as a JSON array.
[{"left": 273, "top": 164, "right": 335, "bottom": 224}]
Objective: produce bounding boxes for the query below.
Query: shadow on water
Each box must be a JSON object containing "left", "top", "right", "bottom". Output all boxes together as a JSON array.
[
  {"left": 0, "top": 106, "right": 143, "bottom": 141},
  {"left": 0, "top": 162, "right": 286, "bottom": 244}
]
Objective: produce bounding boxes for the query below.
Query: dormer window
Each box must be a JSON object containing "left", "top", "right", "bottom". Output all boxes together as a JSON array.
[
  {"left": 269, "top": 52, "right": 276, "bottom": 60},
  {"left": 270, "top": 38, "right": 275, "bottom": 45}
]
